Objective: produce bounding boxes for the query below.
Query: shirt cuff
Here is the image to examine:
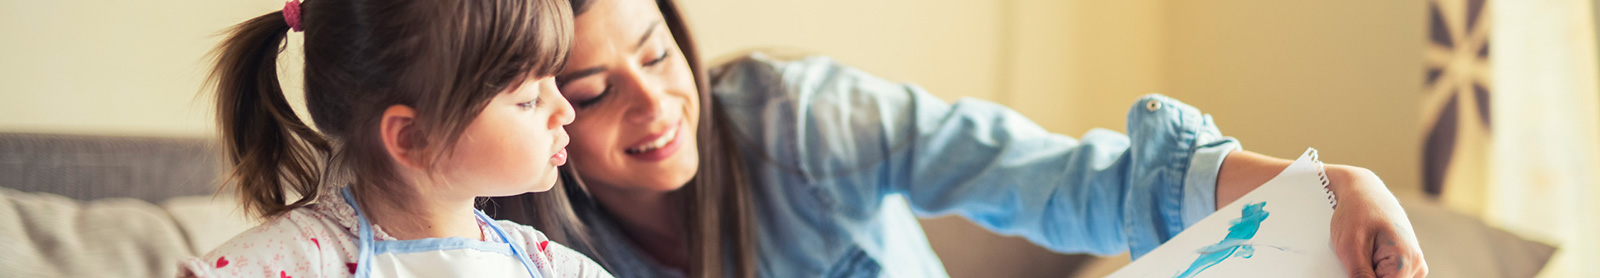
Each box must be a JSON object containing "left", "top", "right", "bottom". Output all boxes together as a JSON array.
[
  {"left": 1123, "top": 94, "right": 1241, "bottom": 259},
  {"left": 1179, "top": 125, "right": 1240, "bottom": 228}
]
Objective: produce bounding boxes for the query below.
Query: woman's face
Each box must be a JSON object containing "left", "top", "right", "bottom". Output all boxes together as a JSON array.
[{"left": 557, "top": 0, "right": 700, "bottom": 194}]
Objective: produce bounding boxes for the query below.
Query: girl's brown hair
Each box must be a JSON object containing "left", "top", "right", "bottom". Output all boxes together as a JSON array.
[
  {"left": 211, "top": 0, "right": 572, "bottom": 219},
  {"left": 486, "top": 0, "right": 758, "bottom": 277}
]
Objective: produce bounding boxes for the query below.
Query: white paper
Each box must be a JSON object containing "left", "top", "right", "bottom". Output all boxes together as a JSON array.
[{"left": 1106, "top": 148, "right": 1345, "bottom": 278}]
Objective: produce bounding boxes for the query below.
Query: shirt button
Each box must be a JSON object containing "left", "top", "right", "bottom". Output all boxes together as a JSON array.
[{"left": 1146, "top": 100, "right": 1162, "bottom": 111}]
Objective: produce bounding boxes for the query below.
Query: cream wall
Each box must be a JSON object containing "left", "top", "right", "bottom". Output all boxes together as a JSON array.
[
  {"left": 0, "top": 0, "right": 284, "bottom": 137},
  {"left": 999, "top": 0, "right": 1165, "bottom": 136},
  {"left": 680, "top": 0, "right": 1006, "bottom": 103},
  {"left": 1159, "top": 0, "right": 1425, "bottom": 194}
]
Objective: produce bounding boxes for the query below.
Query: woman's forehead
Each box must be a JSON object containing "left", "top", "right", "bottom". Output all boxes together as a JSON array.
[
  {"left": 575, "top": 0, "right": 661, "bottom": 32},
  {"left": 565, "top": 0, "right": 665, "bottom": 72}
]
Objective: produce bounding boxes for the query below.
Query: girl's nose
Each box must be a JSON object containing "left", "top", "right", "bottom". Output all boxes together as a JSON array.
[{"left": 549, "top": 85, "right": 576, "bottom": 127}]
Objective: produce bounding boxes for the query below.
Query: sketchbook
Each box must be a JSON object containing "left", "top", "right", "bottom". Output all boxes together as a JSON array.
[{"left": 1105, "top": 148, "right": 1345, "bottom": 278}]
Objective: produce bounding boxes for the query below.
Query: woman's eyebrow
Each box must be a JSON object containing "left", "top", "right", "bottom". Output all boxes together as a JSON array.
[
  {"left": 557, "top": 66, "right": 605, "bottom": 85},
  {"left": 557, "top": 20, "right": 667, "bottom": 85},
  {"left": 634, "top": 20, "right": 662, "bottom": 51}
]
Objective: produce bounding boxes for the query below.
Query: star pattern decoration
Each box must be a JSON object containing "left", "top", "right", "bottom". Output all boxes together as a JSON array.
[{"left": 1422, "top": 0, "right": 1491, "bottom": 196}]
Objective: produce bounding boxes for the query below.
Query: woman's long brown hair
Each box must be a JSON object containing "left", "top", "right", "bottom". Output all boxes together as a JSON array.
[
  {"left": 211, "top": 0, "right": 572, "bottom": 219},
  {"left": 485, "top": 0, "right": 758, "bottom": 277}
]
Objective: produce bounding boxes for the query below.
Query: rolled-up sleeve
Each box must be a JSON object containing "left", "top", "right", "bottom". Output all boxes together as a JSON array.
[{"left": 1122, "top": 94, "right": 1241, "bottom": 258}]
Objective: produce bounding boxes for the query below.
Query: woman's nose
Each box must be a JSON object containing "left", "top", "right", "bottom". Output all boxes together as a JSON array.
[{"left": 622, "top": 71, "right": 670, "bottom": 124}]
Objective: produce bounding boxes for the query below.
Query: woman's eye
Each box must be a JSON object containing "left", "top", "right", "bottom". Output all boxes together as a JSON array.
[
  {"left": 643, "top": 49, "right": 670, "bottom": 67},
  {"left": 574, "top": 85, "right": 612, "bottom": 108}
]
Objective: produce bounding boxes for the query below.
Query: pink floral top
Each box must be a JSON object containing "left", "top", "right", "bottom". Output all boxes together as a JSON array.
[{"left": 177, "top": 190, "right": 609, "bottom": 278}]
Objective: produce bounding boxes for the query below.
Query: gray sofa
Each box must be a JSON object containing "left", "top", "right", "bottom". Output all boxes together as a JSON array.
[
  {"left": 0, "top": 132, "right": 1560, "bottom": 278},
  {"left": 0, "top": 133, "right": 253, "bottom": 278}
]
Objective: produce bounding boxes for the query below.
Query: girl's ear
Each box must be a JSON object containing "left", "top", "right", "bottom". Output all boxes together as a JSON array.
[{"left": 379, "top": 105, "right": 426, "bottom": 170}]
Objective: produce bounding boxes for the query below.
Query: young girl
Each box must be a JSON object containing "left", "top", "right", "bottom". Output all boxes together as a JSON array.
[{"left": 178, "top": 0, "right": 610, "bottom": 277}]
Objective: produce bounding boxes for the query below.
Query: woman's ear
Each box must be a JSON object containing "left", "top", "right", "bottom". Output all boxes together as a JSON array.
[{"left": 379, "top": 105, "right": 426, "bottom": 170}]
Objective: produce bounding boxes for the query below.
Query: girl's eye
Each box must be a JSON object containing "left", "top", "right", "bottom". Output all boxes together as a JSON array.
[
  {"left": 517, "top": 96, "right": 542, "bottom": 110},
  {"left": 643, "top": 49, "right": 671, "bottom": 67}
]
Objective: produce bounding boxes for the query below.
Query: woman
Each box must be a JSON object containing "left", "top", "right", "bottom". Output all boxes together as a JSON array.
[{"left": 486, "top": 0, "right": 1428, "bottom": 277}]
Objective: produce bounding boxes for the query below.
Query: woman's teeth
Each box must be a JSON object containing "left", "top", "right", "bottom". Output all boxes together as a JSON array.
[{"left": 626, "top": 127, "right": 677, "bottom": 154}]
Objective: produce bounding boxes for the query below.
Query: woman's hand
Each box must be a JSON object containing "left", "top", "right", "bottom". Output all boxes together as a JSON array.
[
  {"left": 1217, "top": 151, "right": 1427, "bottom": 278},
  {"left": 1324, "top": 165, "right": 1428, "bottom": 278}
]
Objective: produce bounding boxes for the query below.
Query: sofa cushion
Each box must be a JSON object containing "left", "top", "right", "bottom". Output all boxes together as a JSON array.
[{"left": 0, "top": 187, "right": 193, "bottom": 278}]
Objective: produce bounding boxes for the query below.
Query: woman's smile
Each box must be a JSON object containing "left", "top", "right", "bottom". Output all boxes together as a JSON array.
[{"left": 623, "top": 118, "right": 685, "bottom": 162}]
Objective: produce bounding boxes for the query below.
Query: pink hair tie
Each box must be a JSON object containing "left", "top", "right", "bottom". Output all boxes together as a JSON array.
[{"left": 283, "top": 0, "right": 304, "bottom": 32}]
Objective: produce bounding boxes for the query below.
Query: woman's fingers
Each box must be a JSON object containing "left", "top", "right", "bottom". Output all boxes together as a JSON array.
[
  {"left": 1372, "top": 231, "right": 1402, "bottom": 277},
  {"left": 1379, "top": 223, "right": 1429, "bottom": 278},
  {"left": 1333, "top": 226, "right": 1378, "bottom": 278},
  {"left": 1340, "top": 219, "right": 1428, "bottom": 278}
]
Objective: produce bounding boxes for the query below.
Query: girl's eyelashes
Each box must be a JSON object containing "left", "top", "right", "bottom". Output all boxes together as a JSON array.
[{"left": 517, "top": 95, "right": 543, "bottom": 110}]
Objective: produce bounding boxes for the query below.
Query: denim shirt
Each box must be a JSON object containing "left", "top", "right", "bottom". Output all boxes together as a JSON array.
[{"left": 567, "top": 53, "right": 1242, "bottom": 277}]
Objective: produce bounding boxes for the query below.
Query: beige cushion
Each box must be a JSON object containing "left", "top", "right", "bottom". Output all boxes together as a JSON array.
[
  {"left": 1401, "top": 196, "right": 1557, "bottom": 277},
  {"left": 0, "top": 187, "right": 192, "bottom": 277},
  {"left": 0, "top": 188, "right": 255, "bottom": 278}
]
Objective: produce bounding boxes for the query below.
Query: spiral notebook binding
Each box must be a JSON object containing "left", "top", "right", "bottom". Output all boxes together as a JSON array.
[{"left": 1307, "top": 148, "right": 1337, "bottom": 209}]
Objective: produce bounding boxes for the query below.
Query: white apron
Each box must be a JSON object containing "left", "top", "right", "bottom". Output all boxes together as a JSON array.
[{"left": 342, "top": 188, "right": 544, "bottom": 278}]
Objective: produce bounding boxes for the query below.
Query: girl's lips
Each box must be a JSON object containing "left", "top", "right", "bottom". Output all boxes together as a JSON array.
[
  {"left": 624, "top": 120, "right": 684, "bottom": 162},
  {"left": 551, "top": 148, "right": 567, "bottom": 166}
]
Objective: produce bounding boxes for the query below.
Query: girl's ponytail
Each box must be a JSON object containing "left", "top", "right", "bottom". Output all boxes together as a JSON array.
[
  {"left": 210, "top": 11, "right": 329, "bottom": 219},
  {"left": 207, "top": 0, "right": 572, "bottom": 219}
]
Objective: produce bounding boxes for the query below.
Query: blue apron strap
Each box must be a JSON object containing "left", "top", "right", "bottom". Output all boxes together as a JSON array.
[
  {"left": 478, "top": 210, "right": 542, "bottom": 278},
  {"left": 342, "top": 187, "right": 377, "bottom": 278},
  {"left": 343, "top": 186, "right": 540, "bottom": 278}
]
